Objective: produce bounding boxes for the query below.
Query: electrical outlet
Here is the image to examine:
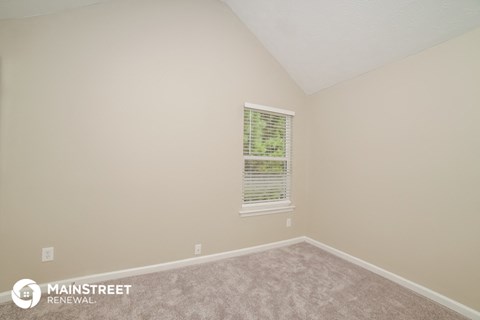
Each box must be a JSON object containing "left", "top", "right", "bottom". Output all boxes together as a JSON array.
[
  {"left": 194, "top": 244, "right": 202, "bottom": 255},
  {"left": 286, "top": 218, "right": 292, "bottom": 228},
  {"left": 42, "top": 247, "right": 54, "bottom": 262}
]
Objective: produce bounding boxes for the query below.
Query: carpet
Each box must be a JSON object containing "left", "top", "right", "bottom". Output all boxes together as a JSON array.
[{"left": 0, "top": 242, "right": 469, "bottom": 319}]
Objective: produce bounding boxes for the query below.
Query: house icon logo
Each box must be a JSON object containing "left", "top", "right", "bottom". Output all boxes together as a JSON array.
[{"left": 11, "top": 279, "right": 41, "bottom": 309}]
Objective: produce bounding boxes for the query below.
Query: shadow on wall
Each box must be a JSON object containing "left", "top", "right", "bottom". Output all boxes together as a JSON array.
[
  {"left": 0, "top": 57, "right": 3, "bottom": 219},
  {"left": 0, "top": 58, "right": 3, "bottom": 200},
  {"left": 0, "top": 57, "right": 4, "bottom": 237}
]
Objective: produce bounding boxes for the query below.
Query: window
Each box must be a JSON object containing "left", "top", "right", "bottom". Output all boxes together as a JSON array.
[{"left": 240, "top": 102, "right": 295, "bottom": 216}]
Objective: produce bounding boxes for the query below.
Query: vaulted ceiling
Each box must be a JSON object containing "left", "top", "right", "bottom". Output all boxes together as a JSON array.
[
  {"left": 223, "top": 0, "right": 480, "bottom": 94},
  {"left": 2, "top": 0, "right": 480, "bottom": 94}
]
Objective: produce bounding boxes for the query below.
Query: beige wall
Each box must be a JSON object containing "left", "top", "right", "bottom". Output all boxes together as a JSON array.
[
  {"left": 0, "top": 0, "right": 309, "bottom": 292},
  {"left": 307, "top": 27, "right": 480, "bottom": 310}
]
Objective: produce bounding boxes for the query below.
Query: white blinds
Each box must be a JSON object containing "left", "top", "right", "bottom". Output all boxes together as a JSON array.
[{"left": 243, "top": 107, "right": 292, "bottom": 204}]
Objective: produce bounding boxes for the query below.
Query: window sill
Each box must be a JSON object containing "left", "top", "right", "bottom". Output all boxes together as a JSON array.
[{"left": 239, "top": 204, "right": 295, "bottom": 217}]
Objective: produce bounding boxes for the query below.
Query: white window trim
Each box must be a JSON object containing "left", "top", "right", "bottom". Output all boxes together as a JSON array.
[
  {"left": 240, "top": 201, "right": 296, "bottom": 217},
  {"left": 244, "top": 102, "right": 295, "bottom": 117},
  {"left": 240, "top": 102, "right": 295, "bottom": 217}
]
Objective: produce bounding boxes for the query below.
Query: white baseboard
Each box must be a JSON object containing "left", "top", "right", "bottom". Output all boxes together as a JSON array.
[
  {"left": 304, "top": 236, "right": 480, "bottom": 320},
  {"left": 0, "top": 237, "right": 304, "bottom": 304},
  {"left": 1, "top": 235, "right": 478, "bottom": 320}
]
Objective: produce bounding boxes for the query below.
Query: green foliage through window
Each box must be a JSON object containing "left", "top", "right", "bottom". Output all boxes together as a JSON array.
[{"left": 243, "top": 109, "right": 286, "bottom": 157}]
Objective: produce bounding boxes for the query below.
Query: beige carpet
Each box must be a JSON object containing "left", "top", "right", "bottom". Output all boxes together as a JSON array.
[{"left": 0, "top": 242, "right": 469, "bottom": 320}]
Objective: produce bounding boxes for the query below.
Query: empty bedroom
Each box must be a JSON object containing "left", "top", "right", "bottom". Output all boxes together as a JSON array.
[{"left": 0, "top": 0, "right": 479, "bottom": 319}]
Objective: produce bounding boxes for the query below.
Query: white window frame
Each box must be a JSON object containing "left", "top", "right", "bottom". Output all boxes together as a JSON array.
[{"left": 240, "top": 102, "right": 295, "bottom": 217}]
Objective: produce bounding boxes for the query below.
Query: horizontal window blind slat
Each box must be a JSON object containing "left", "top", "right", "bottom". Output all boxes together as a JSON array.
[
  {"left": 244, "top": 179, "right": 289, "bottom": 182},
  {"left": 243, "top": 155, "right": 288, "bottom": 161}
]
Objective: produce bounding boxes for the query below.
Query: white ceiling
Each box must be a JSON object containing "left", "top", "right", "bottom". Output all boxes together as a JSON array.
[
  {"left": 0, "top": 0, "right": 110, "bottom": 20},
  {"left": 223, "top": 0, "right": 480, "bottom": 94}
]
